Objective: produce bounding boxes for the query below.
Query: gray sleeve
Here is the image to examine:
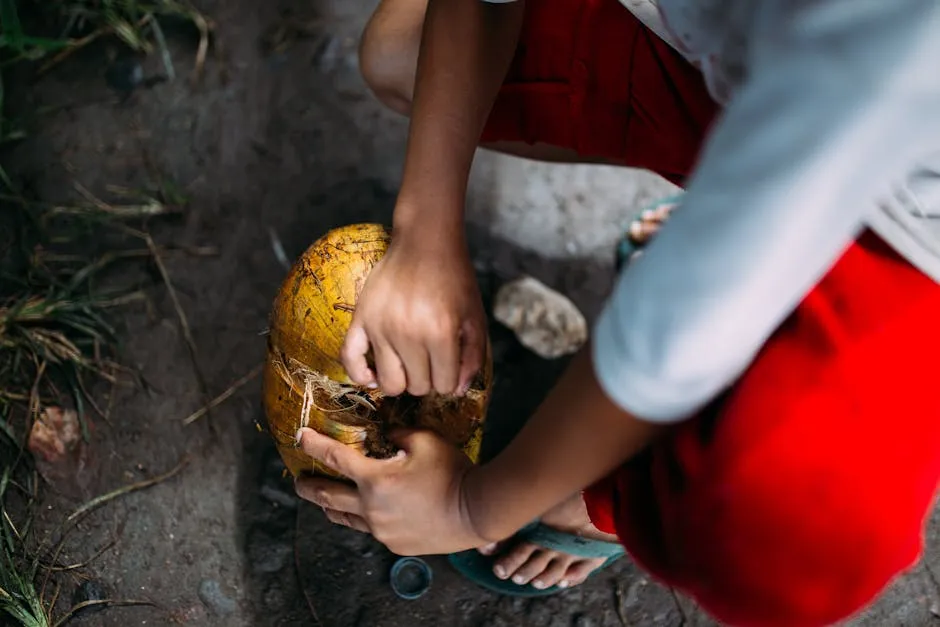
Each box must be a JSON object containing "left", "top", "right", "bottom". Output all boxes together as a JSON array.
[{"left": 592, "top": 0, "right": 940, "bottom": 422}]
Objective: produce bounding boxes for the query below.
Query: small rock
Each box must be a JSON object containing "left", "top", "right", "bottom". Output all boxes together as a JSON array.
[
  {"left": 71, "top": 579, "right": 107, "bottom": 617},
  {"left": 105, "top": 56, "right": 144, "bottom": 92},
  {"left": 28, "top": 406, "right": 81, "bottom": 463},
  {"left": 198, "top": 579, "right": 237, "bottom": 616},
  {"left": 247, "top": 530, "right": 292, "bottom": 573},
  {"left": 260, "top": 483, "right": 298, "bottom": 508},
  {"left": 493, "top": 277, "right": 588, "bottom": 359}
]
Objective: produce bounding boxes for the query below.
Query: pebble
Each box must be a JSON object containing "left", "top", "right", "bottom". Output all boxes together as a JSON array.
[
  {"left": 493, "top": 277, "right": 588, "bottom": 359},
  {"left": 72, "top": 580, "right": 107, "bottom": 616},
  {"left": 247, "top": 530, "right": 293, "bottom": 573},
  {"left": 198, "top": 579, "right": 237, "bottom": 616},
  {"left": 260, "top": 483, "right": 298, "bottom": 508}
]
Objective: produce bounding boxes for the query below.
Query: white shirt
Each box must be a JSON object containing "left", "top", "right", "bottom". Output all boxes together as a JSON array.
[{"left": 484, "top": 0, "right": 940, "bottom": 422}]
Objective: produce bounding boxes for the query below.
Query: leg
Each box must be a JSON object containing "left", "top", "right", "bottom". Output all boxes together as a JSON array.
[
  {"left": 358, "top": 0, "right": 423, "bottom": 117},
  {"left": 586, "top": 231, "right": 940, "bottom": 625}
]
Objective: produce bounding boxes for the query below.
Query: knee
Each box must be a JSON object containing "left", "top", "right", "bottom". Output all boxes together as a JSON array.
[{"left": 359, "top": 7, "right": 419, "bottom": 116}]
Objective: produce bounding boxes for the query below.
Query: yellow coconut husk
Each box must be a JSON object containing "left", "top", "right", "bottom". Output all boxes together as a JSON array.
[{"left": 262, "top": 223, "right": 492, "bottom": 480}]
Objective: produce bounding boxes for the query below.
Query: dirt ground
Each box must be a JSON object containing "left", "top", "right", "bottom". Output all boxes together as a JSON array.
[{"left": 6, "top": 0, "right": 940, "bottom": 625}]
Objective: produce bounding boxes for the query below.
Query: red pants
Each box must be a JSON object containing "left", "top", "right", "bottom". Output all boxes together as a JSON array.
[{"left": 483, "top": 1, "right": 940, "bottom": 625}]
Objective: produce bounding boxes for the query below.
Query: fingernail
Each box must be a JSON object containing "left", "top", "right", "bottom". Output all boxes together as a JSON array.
[
  {"left": 294, "top": 429, "right": 304, "bottom": 444},
  {"left": 367, "top": 382, "right": 378, "bottom": 390},
  {"left": 493, "top": 566, "right": 506, "bottom": 579},
  {"left": 558, "top": 580, "right": 569, "bottom": 589},
  {"left": 479, "top": 543, "right": 497, "bottom": 555},
  {"left": 512, "top": 575, "right": 525, "bottom": 585}
]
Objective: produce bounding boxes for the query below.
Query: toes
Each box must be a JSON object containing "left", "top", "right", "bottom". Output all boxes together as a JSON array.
[
  {"left": 629, "top": 203, "right": 675, "bottom": 245},
  {"left": 562, "top": 557, "right": 608, "bottom": 587},
  {"left": 648, "top": 203, "right": 674, "bottom": 222},
  {"left": 478, "top": 540, "right": 505, "bottom": 556},
  {"left": 492, "top": 543, "right": 537, "bottom": 581},
  {"left": 530, "top": 557, "right": 572, "bottom": 591},
  {"left": 509, "top": 550, "right": 554, "bottom": 586}
]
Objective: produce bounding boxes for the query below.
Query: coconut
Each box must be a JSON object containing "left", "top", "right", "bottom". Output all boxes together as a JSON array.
[{"left": 262, "top": 223, "right": 492, "bottom": 480}]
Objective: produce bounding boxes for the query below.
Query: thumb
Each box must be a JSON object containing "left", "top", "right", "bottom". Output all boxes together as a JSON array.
[
  {"left": 296, "top": 427, "right": 376, "bottom": 480},
  {"left": 386, "top": 428, "right": 439, "bottom": 456}
]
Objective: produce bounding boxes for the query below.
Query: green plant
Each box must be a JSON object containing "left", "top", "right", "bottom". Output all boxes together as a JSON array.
[{"left": 0, "top": 430, "right": 47, "bottom": 627}]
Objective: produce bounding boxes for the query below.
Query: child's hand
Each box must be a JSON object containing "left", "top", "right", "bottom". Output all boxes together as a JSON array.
[
  {"left": 340, "top": 225, "right": 486, "bottom": 396},
  {"left": 294, "top": 427, "right": 487, "bottom": 556}
]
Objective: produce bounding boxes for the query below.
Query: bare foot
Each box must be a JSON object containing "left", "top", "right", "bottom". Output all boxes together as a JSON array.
[{"left": 476, "top": 492, "right": 620, "bottom": 591}]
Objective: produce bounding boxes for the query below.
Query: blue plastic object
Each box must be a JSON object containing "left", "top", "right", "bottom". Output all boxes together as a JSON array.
[{"left": 390, "top": 557, "right": 432, "bottom": 600}]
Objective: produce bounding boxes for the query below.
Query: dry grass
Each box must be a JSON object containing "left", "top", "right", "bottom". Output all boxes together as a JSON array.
[
  {"left": 0, "top": 189, "right": 184, "bottom": 627},
  {"left": 0, "top": 438, "right": 47, "bottom": 627},
  {"left": 0, "top": 2, "right": 217, "bottom": 623},
  {"left": 0, "top": 0, "right": 211, "bottom": 77}
]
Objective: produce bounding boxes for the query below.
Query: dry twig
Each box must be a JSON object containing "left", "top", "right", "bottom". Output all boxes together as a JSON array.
[{"left": 182, "top": 364, "right": 264, "bottom": 426}]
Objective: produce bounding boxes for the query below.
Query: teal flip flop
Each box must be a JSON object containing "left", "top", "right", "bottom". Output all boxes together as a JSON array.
[{"left": 448, "top": 522, "right": 625, "bottom": 597}]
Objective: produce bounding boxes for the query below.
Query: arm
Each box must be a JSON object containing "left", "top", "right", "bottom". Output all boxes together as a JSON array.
[
  {"left": 461, "top": 349, "right": 661, "bottom": 542},
  {"left": 296, "top": 348, "right": 660, "bottom": 553},
  {"left": 341, "top": 0, "right": 524, "bottom": 396},
  {"left": 593, "top": 0, "right": 940, "bottom": 421},
  {"left": 394, "top": 0, "right": 524, "bottom": 234}
]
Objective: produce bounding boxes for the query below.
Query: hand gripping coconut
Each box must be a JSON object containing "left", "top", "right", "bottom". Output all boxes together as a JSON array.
[{"left": 262, "top": 223, "right": 492, "bottom": 480}]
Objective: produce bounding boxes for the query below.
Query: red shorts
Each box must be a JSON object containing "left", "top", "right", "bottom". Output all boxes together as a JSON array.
[
  {"left": 483, "top": 1, "right": 940, "bottom": 625},
  {"left": 480, "top": 0, "right": 716, "bottom": 185}
]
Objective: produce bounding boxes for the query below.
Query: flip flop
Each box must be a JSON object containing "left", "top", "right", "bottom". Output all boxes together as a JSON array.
[
  {"left": 615, "top": 193, "right": 684, "bottom": 271},
  {"left": 447, "top": 521, "right": 626, "bottom": 597}
]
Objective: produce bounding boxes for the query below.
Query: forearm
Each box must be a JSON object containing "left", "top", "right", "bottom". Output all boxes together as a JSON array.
[
  {"left": 394, "top": 0, "right": 524, "bottom": 235},
  {"left": 460, "top": 349, "right": 662, "bottom": 542}
]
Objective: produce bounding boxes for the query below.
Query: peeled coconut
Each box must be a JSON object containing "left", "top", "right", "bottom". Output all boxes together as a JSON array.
[{"left": 262, "top": 223, "right": 492, "bottom": 480}]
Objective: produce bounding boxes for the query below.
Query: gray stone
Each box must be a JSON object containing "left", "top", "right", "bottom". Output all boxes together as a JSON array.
[
  {"left": 493, "top": 277, "right": 588, "bottom": 359},
  {"left": 260, "top": 483, "right": 299, "bottom": 508},
  {"left": 247, "top": 529, "right": 293, "bottom": 573},
  {"left": 198, "top": 579, "right": 237, "bottom": 616}
]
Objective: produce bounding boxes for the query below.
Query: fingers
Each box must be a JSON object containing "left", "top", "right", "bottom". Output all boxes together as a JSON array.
[
  {"left": 427, "top": 318, "right": 460, "bottom": 395},
  {"left": 397, "top": 340, "right": 433, "bottom": 396},
  {"left": 295, "top": 476, "right": 364, "bottom": 515},
  {"left": 341, "top": 324, "right": 377, "bottom": 388},
  {"left": 456, "top": 319, "right": 485, "bottom": 396},
  {"left": 296, "top": 428, "right": 374, "bottom": 480},
  {"left": 372, "top": 338, "right": 408, "bottom": 396},
  {"left": 323, "top": 508, "right": 371, "bottom": 533}
]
